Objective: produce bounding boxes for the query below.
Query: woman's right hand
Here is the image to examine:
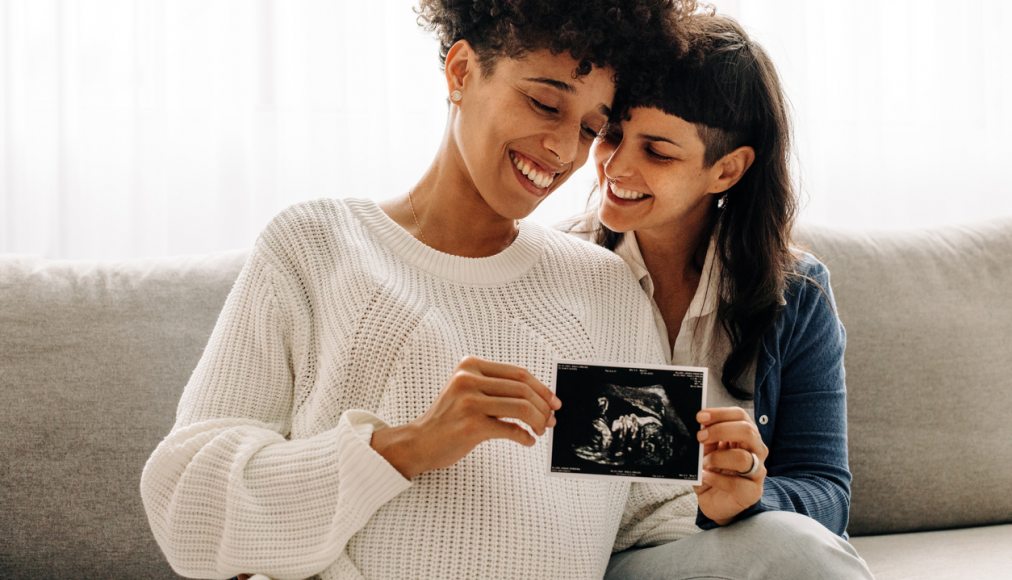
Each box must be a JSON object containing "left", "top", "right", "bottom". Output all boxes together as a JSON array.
[{"left": 371, "top": 356, "right": 561, "bottom": 479}]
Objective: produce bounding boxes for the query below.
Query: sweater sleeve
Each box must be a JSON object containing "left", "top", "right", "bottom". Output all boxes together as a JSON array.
[
  {"left": 695, "top": 259, "right": 852, "bottom": 536},
  {"left": 139, "top": 236, "right": 411, "bottom": 580}
]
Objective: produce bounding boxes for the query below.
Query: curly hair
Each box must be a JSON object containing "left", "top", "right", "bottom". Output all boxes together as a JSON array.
[{"left": 415, "top": 0, "right": 697, "bottom": 78}]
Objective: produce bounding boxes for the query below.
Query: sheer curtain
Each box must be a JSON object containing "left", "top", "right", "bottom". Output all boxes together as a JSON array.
[
  {"left": 716, "top": 0, "right": 1012, "bottom": 231},
  {"left": 2, "top": 1, "right": 1011, "bottom": 259},
  {"left": 1, "top": 0, "right": 450, "bottom": 258}
]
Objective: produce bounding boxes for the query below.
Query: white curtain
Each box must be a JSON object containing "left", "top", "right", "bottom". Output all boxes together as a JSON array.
[
  {"left": 717, "top": 0, "right": 1012, "bottom": 230},
  {"left": 2, "top": 1, "right": 1011, "bottom": 259},
  {"left": 0, "top": 0, "right": 455, "bottom": 258}
]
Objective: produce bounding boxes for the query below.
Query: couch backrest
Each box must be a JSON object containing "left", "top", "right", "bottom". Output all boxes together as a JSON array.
[
  {"left": 797, "top": 219, "right": 1012, "bottom": 535},
  {"left": 2, "top": 219, "right": 1011, "bottom": 577},
  {"left": 0, "top": 251, "right": 247, "bottom": 579}
]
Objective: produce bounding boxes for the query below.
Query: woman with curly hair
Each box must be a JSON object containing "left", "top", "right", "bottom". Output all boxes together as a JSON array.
[
  {"left": 568, "top": 13, "right": 874, "bottom": 579},
  {"left": 140, "top": 1, "right": 700, "bottom": 579}
]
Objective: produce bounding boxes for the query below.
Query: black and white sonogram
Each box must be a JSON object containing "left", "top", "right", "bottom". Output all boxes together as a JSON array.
[{"left": 548, "top": 361, "right": 706, "bottom": 484}]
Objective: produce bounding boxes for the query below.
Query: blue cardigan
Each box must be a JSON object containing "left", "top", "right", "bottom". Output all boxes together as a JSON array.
[{"left": 695, "top": 253, "right": 852, "bottom": 537}]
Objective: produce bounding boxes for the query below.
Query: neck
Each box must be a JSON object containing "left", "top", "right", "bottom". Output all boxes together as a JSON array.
[
  {"left": 381, "top": 134, "right": 518, "bottom": 258},
  {"left": 637, "top": 212, "right": 713, "bottom": 283}
]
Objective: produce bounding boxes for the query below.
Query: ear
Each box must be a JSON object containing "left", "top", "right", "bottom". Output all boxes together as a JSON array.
[
  {"left": 707, "top": 146, "right": 756, "bottom": 195},
  {"left": 444, "top": 39, "right": 478, "bottom": 96}
]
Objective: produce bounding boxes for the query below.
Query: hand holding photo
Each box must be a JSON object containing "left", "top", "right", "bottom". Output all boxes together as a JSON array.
[{"left": 549, "top": 361, "right": 707, "bottom": 484}]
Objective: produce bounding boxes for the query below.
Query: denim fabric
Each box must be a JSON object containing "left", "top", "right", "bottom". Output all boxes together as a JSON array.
[
  {"left": 607, "top": 511, "right": 873, "bottom": 580},
  {"left": 695, "top": 253, "right": 852, "bottom": 537}
]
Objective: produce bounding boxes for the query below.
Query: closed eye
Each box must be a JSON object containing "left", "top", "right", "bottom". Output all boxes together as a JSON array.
[
  {"left": 582, "top": 124, "right": 603, "bottom": 139},
  {"left": 646, "top": 148, "right": 675, "bottom": 161},
  {"left": 529, "top": 97, "right": 559, "bottom": 115}
]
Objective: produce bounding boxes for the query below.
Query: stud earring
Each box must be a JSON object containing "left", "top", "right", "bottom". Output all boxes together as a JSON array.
[{"left": 450, "top": 90, "right": 463, "bottom": 102}]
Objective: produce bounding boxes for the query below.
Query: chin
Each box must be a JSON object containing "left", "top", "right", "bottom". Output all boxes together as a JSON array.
[
  {"left": 598, "top": 205, "right": 636, "bottom": 234},
  {"left": 598, "top": 217, "right": 635, "bottom": 235},
  {"left": 490, "top": 194, "right": 539, "bottom": 222}
]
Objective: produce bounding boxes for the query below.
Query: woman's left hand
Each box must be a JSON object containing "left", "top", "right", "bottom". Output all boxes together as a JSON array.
[{"left": 693, "top": 406, "right": 769, "bottom": 525}]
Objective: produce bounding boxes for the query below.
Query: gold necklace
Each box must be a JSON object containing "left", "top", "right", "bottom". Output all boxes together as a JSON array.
[
  {"left": 407, "top": 189, "right": 520, "bottom": 251},
  {"left": 407, "top": 189, "right": 429, "bottom": 246}
]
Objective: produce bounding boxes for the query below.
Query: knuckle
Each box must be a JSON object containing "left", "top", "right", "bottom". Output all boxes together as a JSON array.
[
  {"left": 451, "top": 370, "right": 476, "bottom": 389},
  {"left": 459, "top": 355, "right": 481, "bottom": 368}
]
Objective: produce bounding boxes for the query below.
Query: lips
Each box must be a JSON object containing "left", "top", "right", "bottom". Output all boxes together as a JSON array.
[
  {"left": 610, "top": 183, "right": 649, "bottom": 200},
  {"left": 606, "top": 181, "right": 651, "bottom": 204},
  {"left": 510, "top": 151, "right": 559, "bottom": 190}
]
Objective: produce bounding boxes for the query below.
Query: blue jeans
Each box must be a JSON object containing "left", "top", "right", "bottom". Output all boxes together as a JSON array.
[{"left": 606, "top": 511, "right": 874, "bottom": 579}]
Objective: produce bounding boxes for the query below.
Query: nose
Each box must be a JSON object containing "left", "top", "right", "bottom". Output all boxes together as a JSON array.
[
  {"left": 601, "top": 141, "right": 633, "bottom": 181},
  {"left": 543, "top": 123, "right": 582, "bottom": 169}
]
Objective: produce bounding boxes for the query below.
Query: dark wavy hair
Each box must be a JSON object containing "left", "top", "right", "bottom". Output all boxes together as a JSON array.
[
  {"left": 416, "top": 0, "right": 696, "bottom": 79},
  {"left": 594, "top": 14, "right": 798, "bottom": 400}
]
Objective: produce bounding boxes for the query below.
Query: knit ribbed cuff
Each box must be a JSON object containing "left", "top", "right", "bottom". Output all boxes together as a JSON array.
[{"left": 334, "top": 410, "right": 413, "bottom": 527}]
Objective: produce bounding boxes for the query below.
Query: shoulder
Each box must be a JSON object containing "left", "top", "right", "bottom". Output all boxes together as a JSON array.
[
  {"left": 790, "top": 250, "right": 832, "bottom": 286},
  {"left": 778, "top": 249, "right": 843, "bottom": 347},
  {"left": 259, "top": 198, "right": 350, "bottom": 244},
  {"left": 783, "top": 249, "right": 836, "bottom": 311},
  {"left": 257, "top": 197, "right": 360, "bottom": 252},
  {"left": 251, "top": 197, "right": 360, "bottom": 281},
  {"left": 538, "top": 224, "right": 635, "bottom": 281}
]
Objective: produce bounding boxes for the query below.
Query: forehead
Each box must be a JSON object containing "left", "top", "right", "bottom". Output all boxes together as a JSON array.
[
  {"left": 625, "top": 107, "right": 706, "bottom": 147},
  {"left": 493, "top": 50, "right": 616, "bottom": 107}
]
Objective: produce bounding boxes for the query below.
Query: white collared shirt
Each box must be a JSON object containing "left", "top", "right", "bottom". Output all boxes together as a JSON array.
[{"left": 614, "top": 232, "right": 755, "bottom": 413}]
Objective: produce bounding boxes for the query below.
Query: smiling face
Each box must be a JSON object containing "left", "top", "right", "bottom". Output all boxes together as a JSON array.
[
  {"left": 594, "top": 106, "right": 755, "bottom": 241},
  {"left": 448, "top": 43, "right": 615, "bottom": 219},
  {"left": 594, "top": 106, "right": 723, "bottom": 237}
]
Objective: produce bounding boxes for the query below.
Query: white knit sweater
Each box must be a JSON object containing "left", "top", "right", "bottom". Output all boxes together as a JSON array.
[{"left": 140, "top": 198, "right": 699, "bottom": 580}]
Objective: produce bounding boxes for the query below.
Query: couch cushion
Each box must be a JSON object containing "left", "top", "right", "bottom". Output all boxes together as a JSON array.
[
  {"left": 0, "top": 251, "right": 247, "bottom": 578},
  {"left": 797, "top": 220, "right": 1012, "bottom": 536},
  {"left": 850, "top": 524, "right": 1012, "bottom": 580}
]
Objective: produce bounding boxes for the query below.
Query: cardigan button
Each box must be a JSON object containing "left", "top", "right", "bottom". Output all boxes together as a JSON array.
[{"left": 758, "top": 414, "right": 769, "bottom": 425}]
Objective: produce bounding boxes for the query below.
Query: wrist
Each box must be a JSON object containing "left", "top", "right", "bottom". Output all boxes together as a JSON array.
[{"left": 371, "top": 423, "right": 424, "bottom": 479}]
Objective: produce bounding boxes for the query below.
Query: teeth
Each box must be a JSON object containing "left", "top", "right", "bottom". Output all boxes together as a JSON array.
[
  {"left": 511, "top": 152, "right": 556, "bottom": 189},
  {"left": 612, "top": 184, "right": 649, "bottom": 200}
]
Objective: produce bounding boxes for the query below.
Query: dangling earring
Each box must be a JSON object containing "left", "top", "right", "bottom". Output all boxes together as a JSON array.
[
  {"left": 450, "top": 90, "right": 463, "bottom": 103},
  {"left": 717, "top": 194, "right": 729, "bottom": 209}
]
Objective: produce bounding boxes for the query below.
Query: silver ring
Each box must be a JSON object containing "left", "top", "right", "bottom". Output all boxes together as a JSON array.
[{"left": 738, "top": 451, "right": 761, "bottom": 478}]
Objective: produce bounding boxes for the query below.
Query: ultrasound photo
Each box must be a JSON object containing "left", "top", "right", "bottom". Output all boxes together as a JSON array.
[{"left": 548, "top": 361, "right": 706, "bottom": 484}]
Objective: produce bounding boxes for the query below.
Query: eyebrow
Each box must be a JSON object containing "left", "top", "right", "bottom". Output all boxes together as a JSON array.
[
  {"left": 523, "top": 76, "right": 612, "bottom": 118},
  {"left": 524, "top": 76, "right": 575, "bottom": 93},
  {"left": 641, "top": 133, "right": 684, "bottom": 148}
]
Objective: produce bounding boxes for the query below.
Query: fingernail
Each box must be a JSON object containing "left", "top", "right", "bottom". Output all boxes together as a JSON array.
[
  {"left": 697, "top": 411, "right": 710, "bottom": 423},
  {"left": 548, "top": 415, "right": 557, "bottom": 428},
  {"left": 552, "top": 396, "right": 562, "bottom": 409},
  {"left": 697, "top": 429, "right": 708, "bottom": 442}
]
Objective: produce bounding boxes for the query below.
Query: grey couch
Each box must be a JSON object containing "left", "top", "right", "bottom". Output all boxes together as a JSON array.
[{"left": 2, "top": 219, "right": 1011, "bottom": 579}]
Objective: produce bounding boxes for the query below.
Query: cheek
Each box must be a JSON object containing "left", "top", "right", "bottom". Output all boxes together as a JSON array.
[
  {"left": 592, "top": 142, "right": 613, "bottom": 174},
  {"left": 592, "top": 144, "right": 607, "bottom": 166},
  {"left": 573, "top": 141, "right": 594, "bottom": 171}
]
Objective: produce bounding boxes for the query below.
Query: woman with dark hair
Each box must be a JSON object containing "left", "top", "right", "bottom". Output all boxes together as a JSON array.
[
  {"left": 140, "top": 2, "right": 701, "bottom": 579},
  {"left": 569, "top": 13, "right": 875, "bottom": 579}
]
